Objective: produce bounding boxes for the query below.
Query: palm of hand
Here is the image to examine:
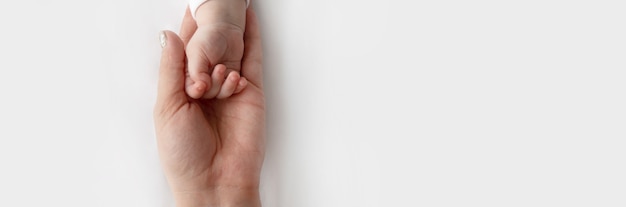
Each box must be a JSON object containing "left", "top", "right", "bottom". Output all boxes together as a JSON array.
[{"left": 156, "top": 83, "right": 265, "bottom": 193}]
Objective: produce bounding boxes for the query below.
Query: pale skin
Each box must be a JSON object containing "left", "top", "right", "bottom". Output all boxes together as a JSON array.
[
  {"left": 185, "top": 0, "right": 249, "bottom": 99},
  {"left": 154, "top": 8, "right": 265, "bottom": 207}
]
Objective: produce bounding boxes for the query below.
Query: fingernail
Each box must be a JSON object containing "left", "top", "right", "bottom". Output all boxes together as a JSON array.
[{"left": 159, "top": 31, "right": 167, "bottom": 48}]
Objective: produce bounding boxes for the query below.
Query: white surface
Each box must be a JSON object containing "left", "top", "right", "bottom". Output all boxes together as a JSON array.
[{"left": 1, "top": 0, "right": 625, "bottom": 206}]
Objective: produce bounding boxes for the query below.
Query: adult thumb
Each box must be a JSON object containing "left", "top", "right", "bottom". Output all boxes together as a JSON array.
[{"left": 156, "top": 31, "right": 187, "bottom": 111}]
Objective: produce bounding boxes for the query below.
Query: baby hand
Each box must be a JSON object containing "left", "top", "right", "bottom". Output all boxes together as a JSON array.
[{"left": 186, "top": 23, "right": 247, "bottom": 99}]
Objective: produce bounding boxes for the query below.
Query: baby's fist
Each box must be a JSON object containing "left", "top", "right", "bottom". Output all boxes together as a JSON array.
[{"left": 185, "top": 24, "right": 246, "bottom": 99}]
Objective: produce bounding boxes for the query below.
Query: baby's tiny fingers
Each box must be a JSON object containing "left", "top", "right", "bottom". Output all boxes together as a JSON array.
[
  {"left": 217, "top": 71, "right": 241, "bottom": 99},
  {"left": 204, "top": 64, "right": 227, "bottom": 98},
  {"left": 185, "top": 77, "right": 207, "bottom": 99},
  {"left": 233, "top": 77, "right": 248, "bottom": 94}
]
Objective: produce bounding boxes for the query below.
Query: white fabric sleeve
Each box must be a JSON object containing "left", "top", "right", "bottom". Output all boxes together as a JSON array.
[{"left": 189, "top": 0, "right": 250, "bottom": 19}]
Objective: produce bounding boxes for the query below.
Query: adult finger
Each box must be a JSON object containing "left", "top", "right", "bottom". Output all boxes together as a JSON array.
[
  {"left": 156, "top": 31, "right": 187, "bottom": 111},
  {"left": 180, "top": 7, "right": 197, "bottom": 46},
  {"left": 241, "top": 8, "right": 264, "bottom": 88}
]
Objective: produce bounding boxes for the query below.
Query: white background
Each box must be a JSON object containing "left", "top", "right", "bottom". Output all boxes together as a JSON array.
[{"left": 1, "top": 0, "right": 625, "bottom": 206}]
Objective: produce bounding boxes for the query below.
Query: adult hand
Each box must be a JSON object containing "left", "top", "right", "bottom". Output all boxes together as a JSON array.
[{"left": 154, "top": 8, "right": 265, "bottom": 207}]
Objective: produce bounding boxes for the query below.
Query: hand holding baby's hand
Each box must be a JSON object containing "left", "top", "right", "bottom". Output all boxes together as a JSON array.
[{"left": 155, "top": 9, "right": 265, "bottom": 206}]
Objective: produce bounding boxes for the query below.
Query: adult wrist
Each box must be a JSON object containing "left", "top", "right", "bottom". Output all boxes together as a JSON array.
[{"left": 173, "top": 187, "right": 261, "bottom": 207}]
